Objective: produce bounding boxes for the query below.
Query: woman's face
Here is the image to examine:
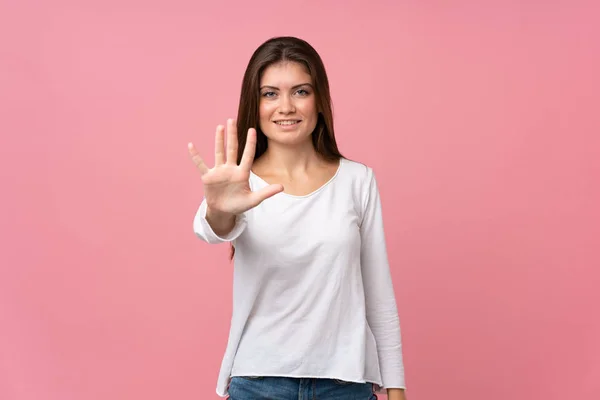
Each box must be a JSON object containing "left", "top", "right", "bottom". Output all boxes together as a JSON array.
[{"left": 258, "top": 61, "right": 318, "bottom": 147}]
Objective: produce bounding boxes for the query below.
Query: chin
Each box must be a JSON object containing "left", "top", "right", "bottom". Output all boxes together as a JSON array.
[
  {"left": 264, "top": 124, "right": 317, "bottom": 143},
  {"left": 265, "top": 132, "right": 313, "bottom": 146}
]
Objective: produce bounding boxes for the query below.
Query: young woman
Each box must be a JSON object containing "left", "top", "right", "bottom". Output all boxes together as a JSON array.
[{"left": 188, "top": 36, "right": 407, "bottom": 400}]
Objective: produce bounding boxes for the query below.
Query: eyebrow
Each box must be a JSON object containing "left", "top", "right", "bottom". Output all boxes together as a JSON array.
[{"left": 259, "top": 83, "right": 313, "bottom": 90}]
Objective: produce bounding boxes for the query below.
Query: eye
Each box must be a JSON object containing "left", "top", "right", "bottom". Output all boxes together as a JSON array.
[
  {"left": 296, "top": 89, "right": 310, "bottom": 96},
  {"left": 261, "top": 91, "right": 276, "bottom": 98}
]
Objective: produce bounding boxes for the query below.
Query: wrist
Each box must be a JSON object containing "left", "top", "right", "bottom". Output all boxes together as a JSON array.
[
  {"left": 206, "top": 206, "right": 235, "bottom": 220},
  {"left": 387, "top": 388, "right": 407, "bottom": 400},
  {"left": 205, "top": 207, "right": 236, "bottom": 236}
]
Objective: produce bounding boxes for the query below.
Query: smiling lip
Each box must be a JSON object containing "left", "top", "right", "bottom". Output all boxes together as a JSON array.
[{"left": 273, "top": 120, "right": 301, "bottom": 129}]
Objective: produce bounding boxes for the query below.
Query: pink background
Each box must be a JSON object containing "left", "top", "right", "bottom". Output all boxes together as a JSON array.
[{"left": 1, "top": 1, "right": 598, "bottom": 399}]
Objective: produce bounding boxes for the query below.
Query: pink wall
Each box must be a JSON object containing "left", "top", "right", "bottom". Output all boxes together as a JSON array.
[{"left": 1, "top": 1, "right": 598, "bottom": 399}]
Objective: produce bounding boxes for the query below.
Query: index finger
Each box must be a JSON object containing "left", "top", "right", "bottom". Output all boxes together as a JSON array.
[
  {"left": 226, "top": 118, "right": 238, "bottom": 165},
  {"left": 239, "top": 128, "right": 257, "bottom": 171}
]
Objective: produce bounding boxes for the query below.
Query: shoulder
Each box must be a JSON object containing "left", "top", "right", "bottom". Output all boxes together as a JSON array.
[
  {"left": 337, "top": 158, "right": 378, "bottom": 211},
  {"left": 337, "top": 159, "right": 381, "bottom": 223},
  {"left": 339, "top": 157, "right": 375, "bottom": 186}
]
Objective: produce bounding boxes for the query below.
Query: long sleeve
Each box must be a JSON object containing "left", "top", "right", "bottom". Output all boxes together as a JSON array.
[
  {"left": 193, "top": 198, "right": 248, "bottom": 244},
  {"left": 359, "top": 169, "right": 406, "bottom": 389}
]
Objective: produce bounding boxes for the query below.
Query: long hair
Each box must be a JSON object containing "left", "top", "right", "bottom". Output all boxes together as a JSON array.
[{"left": 231, "top": 36, "right": 343, "bottom": 259}]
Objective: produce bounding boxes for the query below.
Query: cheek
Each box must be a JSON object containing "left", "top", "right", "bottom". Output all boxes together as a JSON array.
[
  {"left": 300, "top": 97, "right": 317, "bottom": 112},
  {"left": 258, "top": 103, "right": 267, "bottom": 119},
  {"left": 258, "top": 103, "right": 274, "bottom": 132},
  {"left": 301, "top": 101, "right": 318, "bottom": 120},
  {"left": 259, "top": 102, "right": 275, "bottom": 121}
]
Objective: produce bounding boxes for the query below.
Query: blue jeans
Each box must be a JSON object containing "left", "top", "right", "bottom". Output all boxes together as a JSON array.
[{"left": 227, "top": 376, "right": 378, "bottom": 400}]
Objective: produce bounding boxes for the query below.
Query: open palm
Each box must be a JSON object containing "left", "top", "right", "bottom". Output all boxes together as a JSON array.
[{"left": 188, "top": 119, "right": 283, "bottom": 216}]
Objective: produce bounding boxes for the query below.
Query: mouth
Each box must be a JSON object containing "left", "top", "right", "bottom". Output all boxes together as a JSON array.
[{"left": 273, "top": 120, "right": 302, "bottom": 126}]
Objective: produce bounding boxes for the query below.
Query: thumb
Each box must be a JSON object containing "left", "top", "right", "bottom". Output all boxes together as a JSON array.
[{"left": 249, "top": 184, "right": 284, "bottom": 207}]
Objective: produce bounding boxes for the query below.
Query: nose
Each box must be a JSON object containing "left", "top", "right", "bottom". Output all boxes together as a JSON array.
[{"left": 277, "top": 94, "right": 295, "bottom": 114}]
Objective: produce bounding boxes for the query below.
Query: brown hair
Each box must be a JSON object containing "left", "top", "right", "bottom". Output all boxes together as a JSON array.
[{"left": 231, "top": 36, "right": 344, "bottom": 259}]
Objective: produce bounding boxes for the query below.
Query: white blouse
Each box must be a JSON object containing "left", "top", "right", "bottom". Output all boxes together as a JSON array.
[{"left": 193, "top": 158, "right": 406, "bottom": 397}]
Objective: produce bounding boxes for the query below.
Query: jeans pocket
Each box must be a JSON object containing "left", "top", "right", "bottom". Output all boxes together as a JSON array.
[
  {"left": 239, "top": 376, "right": 264, "bottom": 380},
  {"left": 332, "top": 379, "right": 355, "bottom": 385}
]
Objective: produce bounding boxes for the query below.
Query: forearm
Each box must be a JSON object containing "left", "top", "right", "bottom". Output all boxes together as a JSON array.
[{"left": 387, "top": 388, "right": 407, "bottom": 400}]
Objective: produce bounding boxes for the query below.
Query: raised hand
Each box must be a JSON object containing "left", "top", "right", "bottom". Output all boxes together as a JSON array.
[{"left": 188, "top": 119, "right": 283, "bottom": 217}]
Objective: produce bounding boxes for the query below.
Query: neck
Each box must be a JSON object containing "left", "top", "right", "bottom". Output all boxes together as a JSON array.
[{"left": 260, "top": 139, "right": 321, "bottom": 177}]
